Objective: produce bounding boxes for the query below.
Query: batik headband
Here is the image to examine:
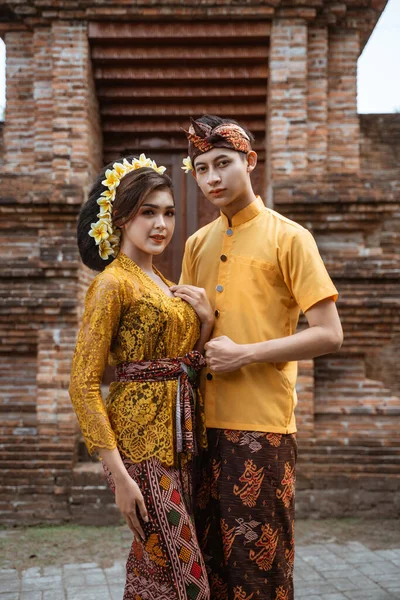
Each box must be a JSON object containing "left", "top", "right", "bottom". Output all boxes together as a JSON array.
[
  {"left": 181, "top": 118, "right": 252, "bottom": 173},
  {"left": 89, "top": 154, "right": 166, "bottom": 260}
]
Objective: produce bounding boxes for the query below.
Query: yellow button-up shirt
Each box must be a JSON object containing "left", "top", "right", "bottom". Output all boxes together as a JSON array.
[{"left": 180, "top": 197, "right": 338, "bottom": 434}]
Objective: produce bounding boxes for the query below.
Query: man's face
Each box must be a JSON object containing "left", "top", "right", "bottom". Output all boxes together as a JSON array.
[{"left": 193, "top": 147, "right": 257, "bottom": 209}]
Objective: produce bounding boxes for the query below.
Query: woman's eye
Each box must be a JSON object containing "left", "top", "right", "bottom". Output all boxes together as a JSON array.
[
  {"left": 218, "top": 161, "right": 229, "bottom": 167},
  {"left": 143, "top": 210, "right": 154, "bottom": 216},
  {"left": 166, "top": 211, "right": 175, "bottom": 217}
]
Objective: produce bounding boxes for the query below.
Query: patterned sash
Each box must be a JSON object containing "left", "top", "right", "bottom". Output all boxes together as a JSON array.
[{"left": 115, "top": 351, "right": 206, "bottom": 455}]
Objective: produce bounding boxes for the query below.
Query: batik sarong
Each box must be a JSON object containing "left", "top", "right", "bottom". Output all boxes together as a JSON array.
[
  {"left": 104, "top": 454, "right": 210, "bottom": 600},
  {"left": 195, "top": 429, "right": 297, "bottom": 600}
]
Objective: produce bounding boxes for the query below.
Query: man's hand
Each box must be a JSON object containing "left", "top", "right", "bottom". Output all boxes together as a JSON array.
[{"left": 204, "top": 335, "right": 251, "bottom": 373}]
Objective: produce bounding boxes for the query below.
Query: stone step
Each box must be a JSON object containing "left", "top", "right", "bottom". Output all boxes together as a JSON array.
[
  {"left": 298, "top": 444, "right": 400, "bottom": 455},
  {"left": 297, "top": 462, "right": 400, "bottom": 474},
  {"left": 298, "top": 453, "right": 400, "bottom": 465},
  {"left": 315, "top": 405, "right": 400, "bottom": 415}
]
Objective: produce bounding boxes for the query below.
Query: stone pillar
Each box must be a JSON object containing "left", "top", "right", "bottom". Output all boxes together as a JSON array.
[{"left": 327, "top": 29, "right": 360, "bottom": 173}]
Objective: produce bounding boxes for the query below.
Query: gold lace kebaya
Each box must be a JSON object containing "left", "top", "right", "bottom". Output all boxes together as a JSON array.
[{"left": 69, "top": 253, "right": 206, "bottom": 466}]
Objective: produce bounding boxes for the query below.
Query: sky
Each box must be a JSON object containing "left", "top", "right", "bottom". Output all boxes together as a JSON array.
[{"left": 0, "top": 0, "right": 399, "bottom": 117}]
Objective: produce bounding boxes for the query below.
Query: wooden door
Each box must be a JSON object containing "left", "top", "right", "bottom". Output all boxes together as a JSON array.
[{"left": 149, "top": 152, "right": 198, "bottom": 283}]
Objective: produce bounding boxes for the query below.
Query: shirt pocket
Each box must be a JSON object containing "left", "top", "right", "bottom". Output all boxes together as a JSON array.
[
  {"left": 232, "top": 255, "right": 283, "bottom": 286},
  {"left": 232, "top": 255, "right": 287, "bottom": 296}
]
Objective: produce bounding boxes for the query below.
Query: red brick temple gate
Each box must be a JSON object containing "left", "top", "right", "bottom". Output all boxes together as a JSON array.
[{"left": 0, "top": 1, "right": 399, "bottom": 524}]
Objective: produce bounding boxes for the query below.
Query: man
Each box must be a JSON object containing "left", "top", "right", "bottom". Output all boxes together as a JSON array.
[{"left": 171, "top": 115, "right": 343, "bottom": 600}]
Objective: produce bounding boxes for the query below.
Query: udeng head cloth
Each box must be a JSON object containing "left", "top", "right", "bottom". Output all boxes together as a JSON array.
[{"left": 181, "top": 118, "right": 252, "bottom": 173}]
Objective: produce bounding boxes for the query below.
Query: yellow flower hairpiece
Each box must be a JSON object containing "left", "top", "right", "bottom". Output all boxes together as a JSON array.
[
  {"left": 182, "top": 156, "right": 193, "bottom": 173},
  {"left": 89, "top": 155, "right": 166, "bottom": 260}
]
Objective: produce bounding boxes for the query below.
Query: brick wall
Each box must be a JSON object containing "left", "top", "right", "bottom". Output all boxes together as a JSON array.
[
  {"left": 267, "top": 17, "right": 399, "bottom": 517},
  {"left": 0, "top": 122, "right": 4, "bottom": 165},
  {"left": 0, "top": 2, "right": 399, "bottom": 523}
]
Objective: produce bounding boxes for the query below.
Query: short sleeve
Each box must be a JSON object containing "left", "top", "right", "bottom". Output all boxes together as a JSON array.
[
  {"left": 69, "top": 272, "right": 122, "bottom": 455},
  {"left": 179, "top": 238, "right": 194, "bottom": 285},
  {"left": 280, "top": 228, "right": 338, "bottom": 314}
]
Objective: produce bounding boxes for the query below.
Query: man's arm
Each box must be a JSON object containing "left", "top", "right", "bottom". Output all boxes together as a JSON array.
[
  {"left": 179, "top": 239, "right": 193, "bottom": 286},
  {"left": 204, "top": 298, "right": 343, "bottom": 373}
]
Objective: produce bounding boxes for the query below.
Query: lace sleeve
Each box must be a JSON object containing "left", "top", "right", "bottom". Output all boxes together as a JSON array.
[{"left": 69, "top": 272, "right": 122, "bottom": 455}]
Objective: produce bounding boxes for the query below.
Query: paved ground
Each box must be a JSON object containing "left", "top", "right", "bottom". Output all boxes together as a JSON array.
[{"left": 1, "top": 540, "right": 400, "bottom": 600}]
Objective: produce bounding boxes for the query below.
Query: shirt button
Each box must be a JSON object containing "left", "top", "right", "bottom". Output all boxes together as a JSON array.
[
  {"left": 226, "top": 228, "right": 233, "bottom": 236},
  {"left": 220, "top": 254, "right": 227, "bottom": 262},
  {"left": 206, "top": 373, "right": 213, "bottom": 381},
  {"left": 215, "top": 309, "right": 220, "bottom": 318},
  {"left": 216, "top": 284, "right": 224, "bottom": 293}
]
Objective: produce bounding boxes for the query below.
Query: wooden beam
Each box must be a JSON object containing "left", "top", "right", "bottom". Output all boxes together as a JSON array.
[
  {"left": 100, "top": 103, "right": 267, "bottom": 117},
  {"left": 96, "top": 84, "right": 268, "bottom": 101},
  {"left": 91, "top": 45, "right": 269, "bottom": 65},
  {"left": 94, "top": 65, "right": 268, "bottom": 82},
  {"left": 88, "top": 21, "right": 271, "bottom": 42}
]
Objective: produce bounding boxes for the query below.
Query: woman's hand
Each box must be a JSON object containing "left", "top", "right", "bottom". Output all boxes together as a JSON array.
[
  {"left": 97, "top": 447, "right": 149, "bottom": 541},
  {"left": 170, "top": 284, "right": 214, "bottom": 326},
  {"left": 114, "top": 475, "right": 149, "bottom": 541}
]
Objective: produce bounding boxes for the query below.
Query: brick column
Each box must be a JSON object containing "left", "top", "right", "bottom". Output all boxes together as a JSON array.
[
  {"left": 52, "top": 22, "right": 102, "bottom": 188},
  {"left": 307, "top": 27, "right": 328, "bottom": 174},
  {"left": 327, "top": 29, "right": 360, "bottom": 173},
  {"left": 33, "top": 27, "right": 54, "bottom": 173},
  {"left": 3, "top": 31, "right": 35, "bottom": 172},
  {"left": 295, "top": 359, "right": 315, "bottom": 438},
  {"left": 267, "top": 18, "right": 308, "bottom": 190},
  {"left": 33, "top": 22, "right": 102, "bottom": 447},
  {"left": 0, "top": 22, "right": 102, "bottom": 523}
]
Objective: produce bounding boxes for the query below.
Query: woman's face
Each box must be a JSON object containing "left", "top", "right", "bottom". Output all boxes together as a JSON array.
[{"left": 120, "top": 188, "right": 175, "bottom": 257}]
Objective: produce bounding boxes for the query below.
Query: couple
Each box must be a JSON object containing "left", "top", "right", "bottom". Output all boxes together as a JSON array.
[{"left": 69, "top": 115, "right": 342, "bottom": 600}]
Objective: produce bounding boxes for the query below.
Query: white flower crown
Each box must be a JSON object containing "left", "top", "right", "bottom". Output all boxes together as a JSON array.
[{"left": 89, "top": 154, "right": 167, "bottom": 260}]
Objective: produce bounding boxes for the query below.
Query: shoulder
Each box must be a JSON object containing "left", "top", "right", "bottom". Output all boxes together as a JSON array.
[
  {"left": 86, "top": 265, "right": 122, "bottom": 301},
  {"left": 263, "top": 207, "right": 315, "bottom": 249},
  {"left": 264, "top": 207, "right": 307, "bottom": 236},
  {"left": 185, "top": 217, "right": 221, "bottom": 251}
]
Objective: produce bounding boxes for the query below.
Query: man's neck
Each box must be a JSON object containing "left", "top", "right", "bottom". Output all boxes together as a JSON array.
[{"left": 221, "top": 190, "right": 258, "bottom": 225}]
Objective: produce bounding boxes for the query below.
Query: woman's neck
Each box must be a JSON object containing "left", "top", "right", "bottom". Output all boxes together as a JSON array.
[{"left": 119, "top": 242, "right": 153, "bottom": 274}]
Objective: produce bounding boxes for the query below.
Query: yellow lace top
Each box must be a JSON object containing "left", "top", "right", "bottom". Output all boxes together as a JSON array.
[{"left": 69, "top": 252, "right": 204, "bottom": 466}]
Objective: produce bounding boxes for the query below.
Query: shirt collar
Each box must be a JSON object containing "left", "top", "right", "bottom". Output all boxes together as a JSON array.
[{"left": 220, "top": 196, "right": 265, "bottom": 228}]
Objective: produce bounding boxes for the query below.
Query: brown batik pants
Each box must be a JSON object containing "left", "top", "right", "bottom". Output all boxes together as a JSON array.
[{"left": 195, "top": 429, "right": 297, "bottom": 600}]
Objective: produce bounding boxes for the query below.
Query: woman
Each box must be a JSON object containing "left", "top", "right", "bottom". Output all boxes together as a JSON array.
[{"left": 69, "top": 154, "right": 213, "bottom": 600}]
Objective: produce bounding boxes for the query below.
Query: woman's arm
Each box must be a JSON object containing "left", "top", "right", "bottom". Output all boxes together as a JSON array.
[
  {"left": 98, "top": 447, "right": 148, "bottom": 540},
  {"left": 194, "top": 320, "right": 214, "bottom": 353},
  {"left": 69, "top": 274, "right": 121, "bottom": 454}
]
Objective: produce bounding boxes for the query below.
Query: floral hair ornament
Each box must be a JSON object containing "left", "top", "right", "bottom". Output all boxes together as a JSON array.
[
  {"left": 182, "top": 117, "right": 252, "bottom": 166},
  {"left": 181, "top": 156, "right": 194, "bottom": 173},
  {"left": 89, "top": 154, "right": 167, "bottom": 260}
]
